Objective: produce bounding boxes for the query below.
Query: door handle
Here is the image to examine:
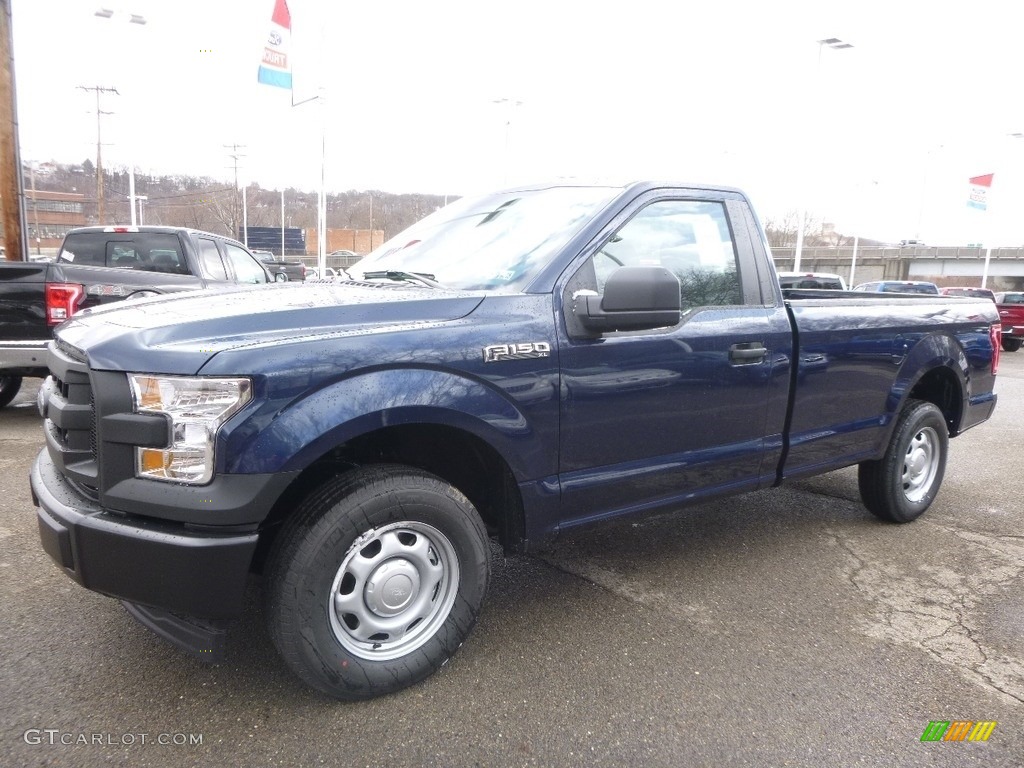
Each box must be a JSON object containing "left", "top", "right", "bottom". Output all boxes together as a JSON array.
[{"left": 729, "top": 343, "right": 767, "bottom": 364}]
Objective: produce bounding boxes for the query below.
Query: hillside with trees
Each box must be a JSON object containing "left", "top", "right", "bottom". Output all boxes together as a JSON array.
[{"left": 29, "top": 160, "right": 452, "bottom": 243}]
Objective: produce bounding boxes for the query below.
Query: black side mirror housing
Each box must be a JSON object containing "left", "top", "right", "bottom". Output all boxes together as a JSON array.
[{"left": 575, "top": 266, "right": 681, "bottom": 333}]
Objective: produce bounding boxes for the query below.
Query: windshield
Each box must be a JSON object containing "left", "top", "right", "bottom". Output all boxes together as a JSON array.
[
  {"left": 882, "top": 283, "right": 938, "bottom": 294},
  {"left": 348, "top": 185, "right": 621, "bottom": 292}
]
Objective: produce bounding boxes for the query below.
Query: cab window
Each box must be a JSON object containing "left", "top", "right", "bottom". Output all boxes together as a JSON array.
[
  {"left": 223, "top": 243, "right": 269, "bottom": 284},
  {"left": 198, "top": 238, "right": 228, "bottom": 281},
  {"left": 591, "top": 199, "right": 741, "bottom": 310}
]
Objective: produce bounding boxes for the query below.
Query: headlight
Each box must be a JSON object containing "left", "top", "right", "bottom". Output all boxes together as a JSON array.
[{"left": 128, "top": 375, "right": 252, "bottom": 485}]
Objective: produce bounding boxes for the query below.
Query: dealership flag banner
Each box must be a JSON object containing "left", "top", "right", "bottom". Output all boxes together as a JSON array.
[
  {"left": 258, "top": 0, "right": 292, "bottom": 89},
  {"left": 967, "top": 173, "right": 994, "bottom": 211}
]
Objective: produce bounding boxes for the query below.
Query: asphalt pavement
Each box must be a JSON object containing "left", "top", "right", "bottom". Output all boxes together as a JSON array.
[{"left": 1, "top": 356, "right": 1022, "bottom": 768}]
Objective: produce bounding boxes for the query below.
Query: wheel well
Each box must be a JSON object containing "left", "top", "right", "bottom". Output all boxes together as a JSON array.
[
  {"left": 253, "top": 424, "right": 525, "bottom": 571},
  {"left": 907, "top": 365, "right": 963, "bottom": 435}
]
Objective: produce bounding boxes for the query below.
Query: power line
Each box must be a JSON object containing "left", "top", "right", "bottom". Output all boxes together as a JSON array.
[
  {"left": 224, "top": 143, "right": 247, "bottom": 237},
  {"left": 223, "top": 143, "right": 246, "bottom": 190}
]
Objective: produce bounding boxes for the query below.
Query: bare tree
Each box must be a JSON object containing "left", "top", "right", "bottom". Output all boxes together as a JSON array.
[{"left": 764, "top": 209, "right": 831, "bottom": 248}]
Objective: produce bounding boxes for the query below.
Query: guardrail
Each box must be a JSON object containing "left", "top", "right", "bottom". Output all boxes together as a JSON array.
[{"left": 771, "top": 245, "right": 1024, "bottom": 261}]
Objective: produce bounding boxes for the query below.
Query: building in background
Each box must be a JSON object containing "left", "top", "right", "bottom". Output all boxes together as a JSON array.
[
  {"left": 25, "top": 190, "right": 86, "bottom": 251},
  {"left": 304, "top": 227, "right": 384, "bottom": 257}
]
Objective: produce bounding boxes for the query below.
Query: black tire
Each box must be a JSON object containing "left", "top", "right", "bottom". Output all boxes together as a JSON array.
[
  {"left": 1001, "top": 337, "right": 1021, "bottom": 352},
  {"left": 0, "top": 375, "right": 23, "bottom": 409},
  {"left": 265, "top": 464, "right": 491, "bottom": 700},
  {"left": 274, "top": 272, "right": 288, "bottom": 282},
  {"left": 858, "top": 399, "right": 948, "bottom": 523}
]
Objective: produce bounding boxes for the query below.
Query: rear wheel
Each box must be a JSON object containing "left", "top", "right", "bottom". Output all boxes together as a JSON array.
[
  {"left": 0, "top": 375, "right": 23, "bottom": 409},
  {"left": 265, "top": 465, "right": 490, "bottom": 700},
  {"left": 858, "top": 399, "right": 948, "bottom": 523},
  {"left": 1001, "top": 337, "right": 1021, "bottom": 352}
]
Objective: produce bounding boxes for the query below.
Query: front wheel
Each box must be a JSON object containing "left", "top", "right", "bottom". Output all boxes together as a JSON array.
[
  {"left": 1001, "top": 337, "right": 1021, "bottom": 352},
  {"left": 265, "top": 465, "right": 491, "bottom": 700},
  {"left": 858, "top": 399, "right": 948, "bottom": 523},
  {"left": 0, "top": 375, "right": 23, "bottom": 409}
]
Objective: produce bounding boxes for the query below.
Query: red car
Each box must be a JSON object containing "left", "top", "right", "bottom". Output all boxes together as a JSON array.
[
  {"left": 994, "top": 291, "right": 1024, "bottom": 352},
  {"left": 940, "top": 286, "right": 996, "bottom": 301}
]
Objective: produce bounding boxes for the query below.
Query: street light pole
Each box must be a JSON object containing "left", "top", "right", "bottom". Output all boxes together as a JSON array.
[
  {"left": 492, "top": 97, "right": 523, "bottom": 185},
  {"left": 95, "top": 8, "right": 146, "bottom": 224},
  {"left": 976, "top": 133, "right": 1024, "bottom": 289},
  {"left": 849, "top": 179, "right": 878, "bottom": 288},
  {"left": 794, "top": 37, "right": 853, "bottom": 272}
]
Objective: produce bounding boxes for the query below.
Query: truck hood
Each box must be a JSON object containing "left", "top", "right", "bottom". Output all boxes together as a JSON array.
[{"left": 55, "top": 282, "right": 485, "bottom": 374}]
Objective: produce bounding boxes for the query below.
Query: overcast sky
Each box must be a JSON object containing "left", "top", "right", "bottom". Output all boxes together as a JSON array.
[{"left": 12, "top": 0, "right": 1024, "bottom": 245}]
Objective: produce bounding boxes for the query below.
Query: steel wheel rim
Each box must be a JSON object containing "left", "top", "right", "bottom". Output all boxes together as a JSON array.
[
  {"left": 328, "top": 521, "right": 460, "bottom": 661},
  {"left": 902, "top": 425, "right": 940, "bottom": 503}
]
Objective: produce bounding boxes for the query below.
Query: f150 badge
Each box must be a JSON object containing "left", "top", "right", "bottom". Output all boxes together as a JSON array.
[{"left": 483, "top": 342, "right": 551, "bottom": 363}]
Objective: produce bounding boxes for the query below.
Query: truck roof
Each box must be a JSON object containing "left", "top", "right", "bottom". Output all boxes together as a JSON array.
[{"left": 65, "top": 225, "right": 247, "bottom": 247}]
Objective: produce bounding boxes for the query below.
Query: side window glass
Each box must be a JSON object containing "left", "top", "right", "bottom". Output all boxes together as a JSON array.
[
  {"left": 223, "top": 243, "right": 268, "bottom": 284},
  {"left": 198, "top": 239, "right": 228, "bottom": 281},
  {"left": 592, "top": 200, "right": 742, "bottom": 309}
]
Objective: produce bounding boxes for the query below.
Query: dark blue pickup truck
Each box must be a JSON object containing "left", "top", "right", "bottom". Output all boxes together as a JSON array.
[{"left": 29, "top": 182, "right": 1000, "bottom": 701}]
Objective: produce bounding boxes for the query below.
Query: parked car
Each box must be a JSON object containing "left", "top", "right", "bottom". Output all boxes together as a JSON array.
[
  {"left": 305, "top": 266, "right": 339, "bottom": 281},
  {"left": 252, "top": 250, "right": 306, "bottom": 282},
  {"left": 778, "top": 271, "right": 847, "bottom": 290},
  {"left": 940, "top": 286, "right": 996, "bottom": 301},
  {"left": 0, "top": 225, "right": 273, "bottom": 406},
  {"left": 29, "top": 180, "right": 1000, "bottom": 700},
  {"left": 853, "top": 280, "right": 940, "bottom": 295},
  {"left": 329, "top": 249, "right": 361, "bottom": 267},
  {"left": 994, "top": 291, "right": 1024, "bottom": 352}
]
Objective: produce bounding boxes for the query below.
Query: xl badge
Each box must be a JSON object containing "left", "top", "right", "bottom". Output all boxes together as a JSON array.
[{"left": 483, "top": 342, "right": 551, "bottom": 363}]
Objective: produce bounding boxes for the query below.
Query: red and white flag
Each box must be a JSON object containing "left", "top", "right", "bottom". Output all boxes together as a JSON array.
[
  {"left": 967, "top": 173, "right": 994, "bottom": 211},
  {"left": 258, "top": 0, "right": 292, "bottom": 89}
]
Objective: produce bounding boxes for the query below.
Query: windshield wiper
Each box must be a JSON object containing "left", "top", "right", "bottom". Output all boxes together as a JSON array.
[{"left": 360, "top": 270, "right": 445, "bottom": 289}]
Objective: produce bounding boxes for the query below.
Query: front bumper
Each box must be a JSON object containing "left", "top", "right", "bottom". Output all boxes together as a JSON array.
[
  {"left": 31, "top": 448, "right": 259, "bottom": 620},
  {"left": 1003, "top": 324, "right": 1024, "bottom": 339}
]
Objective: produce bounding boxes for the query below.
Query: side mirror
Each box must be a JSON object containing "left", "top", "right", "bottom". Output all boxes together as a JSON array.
[{"left": 574, "top": 266, "right": 681, "bottom": 333}]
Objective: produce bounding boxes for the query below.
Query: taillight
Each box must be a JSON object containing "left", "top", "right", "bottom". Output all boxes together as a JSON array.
[
  {"left": 990, "top": 323, "right": 1001, "bottom": 375},
  {"left": 46, "top": 283, "right": 85, "bottom": 326}
]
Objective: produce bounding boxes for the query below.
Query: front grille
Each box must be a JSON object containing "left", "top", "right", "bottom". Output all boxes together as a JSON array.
[
  {"left": 89, "top": 391, "right": 97, "bottom": 458},
  {"left": 49, "top": 368, "right": 93, "bottom": 456},
  {"left": 44, "top": 344, "right": 99, "bottom": 487}
]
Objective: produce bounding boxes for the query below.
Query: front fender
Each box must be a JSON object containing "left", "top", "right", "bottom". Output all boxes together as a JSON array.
[{"left": 224, "top": 367, "right": 548, "bottom": 480}]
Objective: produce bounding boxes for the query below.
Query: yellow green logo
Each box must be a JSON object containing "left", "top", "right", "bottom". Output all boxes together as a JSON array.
[{"left": 920, "top": 721, "right": 996, "bottom": 742}]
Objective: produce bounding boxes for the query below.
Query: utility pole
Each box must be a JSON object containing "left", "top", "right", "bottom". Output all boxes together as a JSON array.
[
  {"left": 28, "top": 161, "right": 39, "bottom": 254},
  {"left": 224, "top": 143, "right": 246, "bottom": 239},
  {"left": 0, "top": 0, "right": 27, "bottom": 261},
  {"left": 78, "top": 85, "right": 117, "bottom": 224}
]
